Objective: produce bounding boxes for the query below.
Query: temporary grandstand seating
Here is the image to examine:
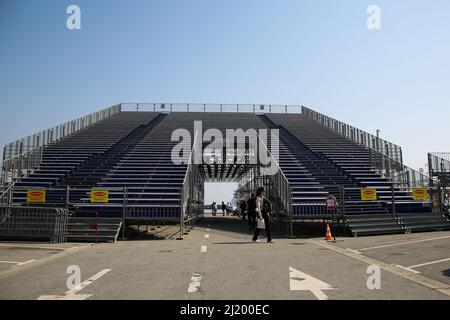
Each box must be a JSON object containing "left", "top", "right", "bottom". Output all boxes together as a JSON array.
[
  {"left": 5, "top": 107, "right": 450, "bottom": 239},
  {"left": 265, "top": 114, "right": 449, "bottom": 236}
]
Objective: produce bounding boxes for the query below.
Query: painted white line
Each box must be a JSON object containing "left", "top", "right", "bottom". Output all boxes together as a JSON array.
[
  {"left": 408, "top": 258, "right": 450, "bottom": 269},
  {"left": 37, "top": 294, "right": 93, "bottom": 300},
  {"left": 309, "top": 240, "right": 450, "bottom": 297},
  {"left": 289, "top": 267, "right": 336, "bottom": 300},
  {"left": 65, "top": 269, "right": 111, "bottom": 296},
  {"left": 204, "top": 234, "right": 210, "bottom": 239},
  {"left": 200, "top": 245, "right": 208, "bottom": 253},
  {"left": 188, "top": 272, "right": 203, "bottom": 293},
  {"left": 206, "top": 228, "right": 211, "bottom": 232},
  {"left": 0, "top": 261, "right": 22, "bottom": 265},
  {"left": 0, "top": 259, "right": 36, "bottom": 267},
  {"left": 392, "top": 264, "right": 421, "bottom": 274},
  {"left": 16, "top": 259, "right": 36, "bottom": 267},
  {"left": 358, "top": 235, "right": 450, "bottom": 252},
  {"left": 346, "top": 248, "right": 361, "bottom": 254}
]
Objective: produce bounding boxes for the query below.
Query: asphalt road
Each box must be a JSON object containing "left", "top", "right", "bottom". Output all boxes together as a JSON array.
[{"left": 0, "top": 216, "right": 449, "bottom": 300}]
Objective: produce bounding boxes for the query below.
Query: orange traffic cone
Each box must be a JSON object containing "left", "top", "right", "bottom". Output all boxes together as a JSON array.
[{"left": 325, "top": 224, "right": 333, "bottom": 241}]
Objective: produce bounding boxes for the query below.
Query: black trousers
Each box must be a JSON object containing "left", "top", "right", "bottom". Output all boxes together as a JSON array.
[
  {"left": 248, "top": 211, "right": 256, "bottom": 228},
  {"left": 252, "top": 216, "right": 272, "bottom": 242}
]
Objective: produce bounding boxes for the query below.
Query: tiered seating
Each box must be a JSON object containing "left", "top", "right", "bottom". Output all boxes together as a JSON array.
[
  {"left": 12, "top": 112, "right": 160, "bottom": 206},
  {"left": 264, "top": 114, "right": 416, "bottom": 235}
]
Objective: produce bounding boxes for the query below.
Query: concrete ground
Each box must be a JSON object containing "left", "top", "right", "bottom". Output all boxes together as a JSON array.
[{"left": 0, "top": 215, "right": 449, "bottom": 300}]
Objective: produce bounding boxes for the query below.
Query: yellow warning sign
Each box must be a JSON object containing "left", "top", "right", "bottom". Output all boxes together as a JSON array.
[
  {"left": 361, "top": 188, "right": 377, "bottom": 201},
  {"left": 27, "top": 190, "right": 46, "bottom": 203},
  {"left": 90, "top": 190, "right": 109, "bottom": 203},
  {"left": 412, "top": 188, "right": 429, "bottom": 201}
]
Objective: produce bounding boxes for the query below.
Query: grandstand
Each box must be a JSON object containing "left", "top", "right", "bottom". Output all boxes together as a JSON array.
[{"left": 1, "top": 103, "right": 449, "bottom": 241}]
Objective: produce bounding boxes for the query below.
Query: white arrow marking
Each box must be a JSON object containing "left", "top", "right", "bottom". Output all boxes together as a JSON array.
[
  {"left": 289, "top": 267, "right": 336, "bottom": 300},
  {"left": 200, "top": 245, "right": 208, "bottom": 253},
  {"left": 204, "top": 234, "right": 210, "bottom": 239}
]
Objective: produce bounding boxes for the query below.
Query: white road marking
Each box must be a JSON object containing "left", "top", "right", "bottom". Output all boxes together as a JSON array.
[
  {"left": 357, "top": 235, "right": 450, "bottom": 252},
  {"left": 289, "top": 267, "right": 336, "bottom": 300},
  {"left": 188, "top": 272, "right": 203, "bottom": 293},
  {"left": 65, "top": 269, "right": 112, "bottom": 296},
  {"left": 346, "top": 248, "right": 362, "bottom": 254},
  {"left": 37, "top": 269, "right": 111, "bottom": 300},
  {"left": 392, "top": 264, "right": 421, "bottom": 274},
  {"left": 206, "top": 228, "right": 211, "bottom": 232},
  {"left": 408, "top": 258, "right": 450, "bottom": 269},
  {"left": 309, "top": 240, "right": 450, "bottom": 297},
  {"left": 37, "top": 294, "right": 93, "bottom": 300},
  {"left": 204, "top": 234, "right": 210, "bottom": 239},
  {"left": 200, "top": 246, "right": 208, "bottom": 253},
  {"left": 0, "top": 259, "right": 36, "bottom": 267},
  {"left": 17, "top": 260, "right": 36, "bottom": 266}
]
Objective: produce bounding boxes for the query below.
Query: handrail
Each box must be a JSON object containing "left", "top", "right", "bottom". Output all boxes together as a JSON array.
[
  {"left": 256, "top": 131, "right": 292, "bottom": 216},
  {"left": 428, "top": 152, "right": 450, "bottom": 176},
  {"left": 369, "top": 148, "right": 430, "bottom": 187},
  {"left": 301, "top": 106, "right": 403, "bottom": 163},
  {"left": 179, "top": 130, "right": 201, "bottom": 237},
  {"left": 1, "top": 104, "right": 121, "bottom": 185},
  {"left": 120, "top": 102, "right": 302, "bottom": 114}
]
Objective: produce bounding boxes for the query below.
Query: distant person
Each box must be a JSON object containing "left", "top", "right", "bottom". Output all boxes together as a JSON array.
[
  {"left": 247, "top": 193, "right": 256, "bottom": 230},
  {"left": 221, "top": 201, "right": 226, "bottom": 216},
  {"left": 226, "top": 202, "right": 231, "bottom": 216},
  {"left": 212, "top": 202, "right": 217, "bottom": 216},
  {"left": 252, "top": 187, "right": 275, "bottom": 243},
  {"left": 240, "top": 200, "right": 247, "bottom": 221}
]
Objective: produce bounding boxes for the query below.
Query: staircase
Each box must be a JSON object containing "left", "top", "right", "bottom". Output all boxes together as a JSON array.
[
  {"left": 67, "top": 217, "right": 122, "bottom": 243},
  {"left": 345, "top": 213, "right": 403, "bottom": 237},
  {"left": 397, "top": 212, "right": 450, "bottom": 233}
]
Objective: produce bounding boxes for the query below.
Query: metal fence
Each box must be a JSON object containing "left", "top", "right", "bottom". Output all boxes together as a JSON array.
[
  {"left": 369, "top": 149, "right": 430, "bottom": 187},
  {"left": 302, "top": 106, "right": 403, "bottom": 163},
  {"left": 120, "top": 103, "right": 302, "bottom": 114},
  {"left": 1, "top": 105, "right": 121, "bottom": 185},
  {"left": 428, "top": 152, "right": 450, "bottom": 176},
  {"left": 0, "top": 206, "right": 69, "bottom": 243},
  {"left": 178, "top": 130, "right": 205, "bottom": 239}
]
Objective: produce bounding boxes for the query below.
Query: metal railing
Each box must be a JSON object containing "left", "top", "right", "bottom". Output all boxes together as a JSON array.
[
  {"left": 0, "top": 206, "right": 69, "bottom": 243},
  {"left": 1, "top": 146, "right": 43, "bottom": 186},
  {"left": 121, "top": 103, "right": 302, "bottom": 114},
  {"left": 0, "top": 182, "right": 15, "bottom": 207},
  {"left": 178, "top": 130, "right": 204, "bottom": 239},
  {"left": 255, "top": 131, "right": 294, "bottom": 235},
  {"left": 302, "top": 106, "right": 403, "bottom": 163},
  {"left": 1, "top": 104, "right": 121, "bottom": 185},
  {"left": 369, "top": 149, "right": 430, "bottom": 187},
  {"left": 428, "top": 152, "right": 450, "bottom": 176}
]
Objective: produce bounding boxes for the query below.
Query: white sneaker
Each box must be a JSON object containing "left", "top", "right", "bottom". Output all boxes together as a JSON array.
[
  {"left": 253, "top": 240, "right": 261, "bottom": 243},
  {"left": 267, "top": 240, "right": 276, "bottom": 243}
]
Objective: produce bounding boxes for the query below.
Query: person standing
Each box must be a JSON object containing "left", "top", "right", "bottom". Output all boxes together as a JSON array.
[
  {"left": 247, "top": 193, "right": 256, "bottom": 230},
  {"left": 240, "top": 200, "right": 247, "bottom": 221},
  {"left": 252, "top": 187, "right": 275, "bottom": 243},
  {"left": 212, "top": 202, "right": 217, "bottom": 216},
  {"left": 221, "top": 201, "right": 226, "bottom": 216}
]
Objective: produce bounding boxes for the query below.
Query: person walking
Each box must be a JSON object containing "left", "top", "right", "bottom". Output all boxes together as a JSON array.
[
  {"left": 247, "top": 193, "right": 256, "bottom": 230},
  {"left": 252, "top": 187, "right": 275, "bottom": 243},
  {"left": 221, "top": 201, "right": 226, "bottom": 216}
]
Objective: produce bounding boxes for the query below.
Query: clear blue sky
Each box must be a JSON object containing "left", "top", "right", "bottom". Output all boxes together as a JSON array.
[{"left": 1, "top": 0, "right": 449, "bottom": 175}]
